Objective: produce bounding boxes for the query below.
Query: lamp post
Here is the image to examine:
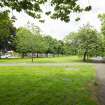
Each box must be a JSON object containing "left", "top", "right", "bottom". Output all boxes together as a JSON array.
[{"left": 11, "top": 9, "right": 17, "bottom": 22}]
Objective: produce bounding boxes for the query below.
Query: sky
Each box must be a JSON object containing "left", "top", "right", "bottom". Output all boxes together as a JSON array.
[{"left": 12, "top": 0, "right": 105, "bottom": 40}]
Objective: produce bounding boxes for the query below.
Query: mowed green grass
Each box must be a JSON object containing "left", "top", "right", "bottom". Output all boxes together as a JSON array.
[
  {"left": 0, "top": 65, "right": 97, "bottom": 105},
  {"left": 0, "top": 56, "right": 82, "bottom": 63}
]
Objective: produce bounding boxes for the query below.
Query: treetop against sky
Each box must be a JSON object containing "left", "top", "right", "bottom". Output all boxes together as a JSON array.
[{"left": 0, "top": 0, "right": 91, "bottom": 21}]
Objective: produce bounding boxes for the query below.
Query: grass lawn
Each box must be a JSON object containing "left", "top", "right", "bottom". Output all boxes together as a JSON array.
[
  {"left": 0, "top": 56, "right": 82, "bottom": 63},
  {"left": 0, "top": 65, "right": 97, "bottom": 105}
]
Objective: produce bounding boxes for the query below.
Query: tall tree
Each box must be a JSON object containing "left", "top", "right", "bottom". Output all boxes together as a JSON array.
[
  {"left": 16, "top": 28, "right": 32, "bottom": 58},
  {"left": 16, "top": 27, "right": 48, "bottom": 62},
  {"left": 55, "top": 40, "right": 64, "bottom": 56},
  {"left": 64, "top": 25, "right": 101, "bottom": 61},
  {"left": 77, "top": 25, "right": 100, "bottom": 61},
  {"left": 98, "top": 14, "right": 105, "bottom": 56},
  {"left": 98, "top": 14, "right": 105, "bottom": 35},
  {"left": 0, "top": 10, "right": 15, "bottom": 55},
  {"left": 44, "top": 36, "right": 59, "bottom": 57}
]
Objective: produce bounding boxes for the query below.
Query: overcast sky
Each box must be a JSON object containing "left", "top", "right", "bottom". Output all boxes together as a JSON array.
[{"left": 13, "top": 0, "right": 105, "bottom": 40}]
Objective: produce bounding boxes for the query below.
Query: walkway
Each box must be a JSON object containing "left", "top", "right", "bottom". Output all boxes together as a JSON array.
[
  {"left": 96, "top": 64, "right": 105, "bottom": 105},
  {"left": 0, "top": 63, "right": 90, "bottom": 66}
]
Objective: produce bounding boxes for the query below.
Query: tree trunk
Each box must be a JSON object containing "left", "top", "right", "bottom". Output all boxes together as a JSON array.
[
  {"left": 0, "top": 51, "right": 1, "bottom": 59},
  {"left": 83, "top": 51, "right": 87, "bottom": 62},
  {"left": 36, "top": 52, "right": 39, "bottom": 58},
  {"left": 32, "top": 53, "right": 34, "bottom": 63},
  {"left": 75, "top": 50, "right": 77, "bottom": 55},
  {"left": 87, "top": 54, "right": 89, "bottom": 61},
  {"left": 21, "top": 53, "right": 25, "bottom": 58}
]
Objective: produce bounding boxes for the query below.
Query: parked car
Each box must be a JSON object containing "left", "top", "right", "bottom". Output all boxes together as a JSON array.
[
  {"left": 1, "top": 54, "right": 11, "bottom": 58},
  {"left": 92, "top": 56, "right": 105, "bottom": 63}
]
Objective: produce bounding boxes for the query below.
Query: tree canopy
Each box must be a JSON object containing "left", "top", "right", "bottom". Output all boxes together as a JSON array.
[
  {"left": 0, "top": 0, "right": 91, "bottom": 22},
  {"left": 0, "top": 11, "right": 15, "bottom": 53},
  {"left": 98, "top": 14, "right": 105, "bottom": 35},
  {"left": 64, "top": 24, "right": 102, "bottom": 61}
]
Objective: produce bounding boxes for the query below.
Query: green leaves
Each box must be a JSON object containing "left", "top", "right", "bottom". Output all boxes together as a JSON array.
[
  {"left": 64, "top": 24, "right": 102, "bottom": 61},
  {"left": 16, "top": 28, "right": 32, "bottom": 54},
  {"left": 0, "top": 0, "right": 91, "bottom": 22},
  {"left": 16, "top": 28, "right": 49, "bottom": 55},
  {"left": 85, "top": 5, "right": 92, "bottom": 11},
  {"left": 75, "top": 17, "right": 80, "bottom": 21},
  {"left": 0, "top": 11, "right": 12, "bottom": 42}
]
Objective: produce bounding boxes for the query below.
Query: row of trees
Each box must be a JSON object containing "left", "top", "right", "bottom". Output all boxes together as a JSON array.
[
  {"left": 15, "top": 27, "right": 72, "bottom": 62},
  {"left": 16, "top": 23, "right": 105, "bottom": 62},
  {"left": 1, "top": 10, "right": 105, "bottom": 62},
  {"left": 0, "top": 11, "right": 71, "bottom": 62}
]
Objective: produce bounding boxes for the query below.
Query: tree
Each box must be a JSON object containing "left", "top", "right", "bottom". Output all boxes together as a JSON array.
[
  {"left": 98, "top": 14, "right": 105, "bottom": 56},
  {"left": 0, "top": 11, "right": 11, "bottom": 42},
  {"left": 16, "top": 27, "right": 48, "bottom": 62},
  {"left": 64, "top": 25, "right": 101, "bottom": 61},
  {"left": 76, "top": 25, "right": 100, "bottom": 61},
  {"left": 44, "top": 35, "right": 60, "bottom": 57},
  {"left": 30, "top": 34, "right": 48, "bottom": 59},
  {"left": 0, "top": 10, "right": 16, "bottom": 56},
  {"left": 0, "top": 0, "right": 91, "bottom": 22},
  {"left": 55, "top": 40, "right": 64, "bottom": 56},
  {"left": 62, "top": 42, "right": 72, "bottom": 55},
  {"left": 98, "top": 14, "right": 105, "bottom": 35},
  {"left": 96, "top": 34, "right": 105, "bottom": 57},
  {"left": 64, "top": 32, "right": 79, "bottom": 55},
  {"left": 16, "top": 28, "right": 32, "bottom": 58}
]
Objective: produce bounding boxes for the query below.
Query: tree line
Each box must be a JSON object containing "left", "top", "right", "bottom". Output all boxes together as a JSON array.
[
  {"left": 1, "top": 11, "right": 105, "bottom": 62},
  {"left": 15, "top": 28, "right": 67, "bottom": 62}
]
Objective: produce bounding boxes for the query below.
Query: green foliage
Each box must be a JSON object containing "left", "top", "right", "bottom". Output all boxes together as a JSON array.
[
  {"left": 16, "top": 28, "right": 32, "bottom": 55},
  {"left": 64, "top": 32, "right": 79, "bottom": 55},
  {"left": 29, "top": 34, "right": 48, "bottom": 54},
  {"left": 98, "top": 14, "right": 105, "bottom": 35},
  {"left": 0, "top": 11, "right": 12, "bottom": 42},
  {"left": 64, "top": 25, "right": 102, "bottom": 61},
  {"left": 55, "top": 40, "right": 64, "bottom": 55},
  {"left": 63, "top": 43, "right": 71, "bottom": 55},
  {"left": 44, "top": 36, "right": 57, "bottom": 54},
  {"left": 16, "top": 28, "right": 68, "bottom": 59},
  {"left": 0, "top": 0, "right": 91, "bottom": 22},
  {"left": 43, "top": 36, "right": 65, "bottom": 56},
  {"left": 0, "top": 11, "right": 15, "bottom": 52},
  {"left": 16, "top": 28, "right": 49, "bottom": 59},
  {"left": 77, "top": 25, "right": 99, "bottom": 57},
  {"left": 98, "top": 14, "right": 105, "bottom": 56}
]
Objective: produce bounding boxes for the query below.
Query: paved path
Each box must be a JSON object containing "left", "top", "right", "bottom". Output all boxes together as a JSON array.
[
  {"left": 96, "top": 64, "right": 105, "bottom": 105},
  {"left": 0, "top": 63, "right": 91, "bottom": 66}
]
